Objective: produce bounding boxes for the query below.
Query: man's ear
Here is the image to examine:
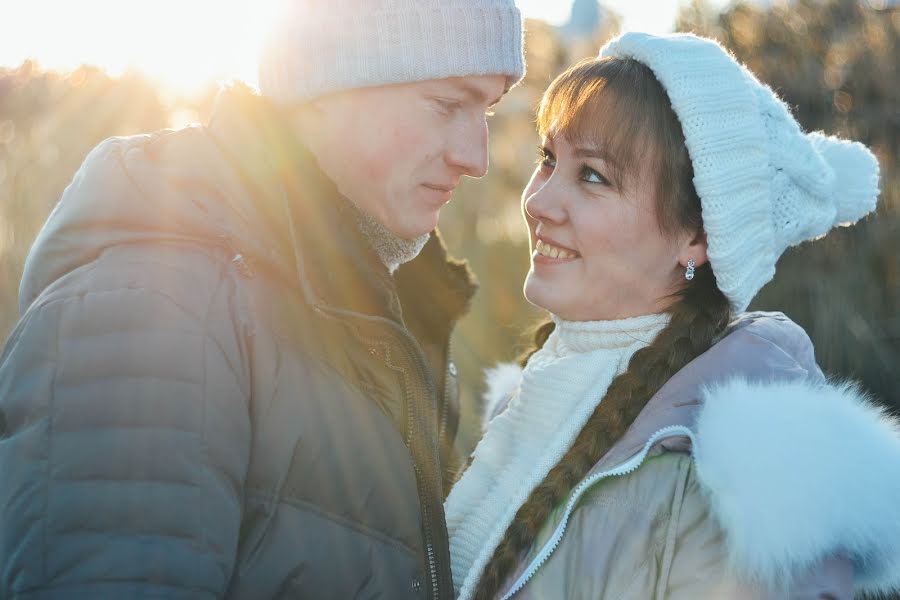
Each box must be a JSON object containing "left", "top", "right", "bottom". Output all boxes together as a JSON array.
[
  {"left": 303, "top": 96, "right": 328, "bottom": 115},
  {"left": 678, "top": 228, "right": 709, "bottom": 269},
  {"left": 287, "top": 99, "right": 327, "bottom": 145},
  {"left": 289, "top": 99, "right": 322, "bottom": 125}
]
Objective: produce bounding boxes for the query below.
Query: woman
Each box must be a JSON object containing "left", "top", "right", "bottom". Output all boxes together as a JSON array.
[{"left": 445, "top": 32, "right": 900, "bottom": 599}]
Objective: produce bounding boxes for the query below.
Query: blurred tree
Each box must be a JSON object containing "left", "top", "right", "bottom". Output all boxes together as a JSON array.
[{"left": 0, "top": 62, "right": 168, "bottom": 334}]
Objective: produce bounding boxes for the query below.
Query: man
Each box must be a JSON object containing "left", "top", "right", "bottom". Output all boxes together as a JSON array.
[{"left": 0, "top": 1, "right": 524, "bottom": 598}]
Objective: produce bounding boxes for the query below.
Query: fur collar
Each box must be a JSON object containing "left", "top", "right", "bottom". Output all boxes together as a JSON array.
[
  {"left": 482, "top": 362, "right": 524, "bottom": 430},
  {"left": 695, "top": 377, "right": 900, "bottom": 596},
  {"left": 480, "top": 360, "right": 900, "bottom": 594}
]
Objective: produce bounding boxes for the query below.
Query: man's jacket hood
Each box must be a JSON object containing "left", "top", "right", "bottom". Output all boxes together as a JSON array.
[{"left": 20, "top": 122, "right": 283, "bottom": 314}]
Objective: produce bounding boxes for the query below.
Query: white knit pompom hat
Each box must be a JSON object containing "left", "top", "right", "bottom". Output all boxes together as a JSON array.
[
  {"left": 600, "top": 32, "right": 880, "bottom": 313},
  {"left": 258, "top": 0, "right": 525, "bottom": 104}
]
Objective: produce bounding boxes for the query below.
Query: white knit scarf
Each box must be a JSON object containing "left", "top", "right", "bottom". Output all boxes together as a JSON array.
[{"left": 445, "top": 312, "right": 670, "bottom": 600}]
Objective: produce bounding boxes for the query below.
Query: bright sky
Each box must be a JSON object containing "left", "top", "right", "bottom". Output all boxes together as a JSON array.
[
  {"left": 0, "top": 0, "right": 730, "bottom": 94},
  {"left": 517, "top": 0, "right": 729, "bottom": 31}
]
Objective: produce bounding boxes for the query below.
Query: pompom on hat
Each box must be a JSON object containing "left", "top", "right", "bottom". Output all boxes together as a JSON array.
[
  {"left": 599, "top": 32, "right": 881, "bottom": 313},
  {"left": 258, "top": 0, "right": 525, "bottom": 105}
]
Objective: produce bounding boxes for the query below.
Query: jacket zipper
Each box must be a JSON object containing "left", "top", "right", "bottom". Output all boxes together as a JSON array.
[
  {"left": 393, "top": 336, "right": 447, "bottom": 600},
  {"left": 399, "top": 345, "right": 441, "bottom": 600},
  {"left": 280, "top": 184, "right": 451, "bottom": 598},
  {"left": 352, "top": 320, "right": 451, "bottom": 600},
  {"left": 498, "top": 425, "right": 696, "bottom": 600},
  {"left": 438, "top": 342, "right": 453, "bottom": 461}
]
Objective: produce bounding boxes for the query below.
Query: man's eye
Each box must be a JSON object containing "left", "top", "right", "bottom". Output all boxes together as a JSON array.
[{"left": 433, "top": 98, "right": 461, "bottom": 114}]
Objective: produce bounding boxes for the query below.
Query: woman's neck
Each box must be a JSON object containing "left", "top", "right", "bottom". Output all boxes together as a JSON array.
[{"left": 544, "top": 312, "right": 671, "bottom": 357}]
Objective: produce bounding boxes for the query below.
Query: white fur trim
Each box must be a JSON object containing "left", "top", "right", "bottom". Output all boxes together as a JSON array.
[
  {"left": 694, "top": 378, "right": 900, "bottom": 596},
  {"left": 481, "top": 362, "right": 522, "bottom": 431}
]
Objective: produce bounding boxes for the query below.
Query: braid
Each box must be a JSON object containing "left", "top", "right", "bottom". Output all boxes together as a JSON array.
[
  {"left": 472, "top": 265, "right": 730, "bottom": 599},
  {"left": 517, "top": 320, "right": 556, "bottom": 368}
]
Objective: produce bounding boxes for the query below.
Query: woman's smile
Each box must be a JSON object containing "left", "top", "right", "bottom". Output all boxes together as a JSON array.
[{"left": 533, "top": 236, "right": 580, "bottom": 263}]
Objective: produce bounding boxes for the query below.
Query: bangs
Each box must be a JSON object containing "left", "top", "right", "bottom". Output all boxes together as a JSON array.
[{"left": 537, "top": 57, "right": 662, "bottom": 201}]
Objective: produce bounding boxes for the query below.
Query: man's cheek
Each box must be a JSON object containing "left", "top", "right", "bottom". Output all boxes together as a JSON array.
[{"left": 362, "top": 154, "right": 394, "bottom": 182}]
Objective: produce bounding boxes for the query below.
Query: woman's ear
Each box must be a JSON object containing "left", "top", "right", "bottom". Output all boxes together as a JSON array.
[{"left": 678, "top": 228, "right": 709, "bottom": 269}]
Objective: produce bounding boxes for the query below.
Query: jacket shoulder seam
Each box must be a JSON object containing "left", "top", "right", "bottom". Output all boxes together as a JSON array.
[{"left": 724, "top": 328, "right": 810, "bottom": 378}]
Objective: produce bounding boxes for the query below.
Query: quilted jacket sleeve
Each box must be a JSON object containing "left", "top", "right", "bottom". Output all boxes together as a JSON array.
[
  {"left": 0, "top": 246, "right": 252, "bottom": 599},
  {"left": 662, "top": 464, "right": 854, "bottom": 600}
]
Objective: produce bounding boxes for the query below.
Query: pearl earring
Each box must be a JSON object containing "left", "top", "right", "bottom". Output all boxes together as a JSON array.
[{"left": 685, "top": 259, "right": 696, "bottom": 281}]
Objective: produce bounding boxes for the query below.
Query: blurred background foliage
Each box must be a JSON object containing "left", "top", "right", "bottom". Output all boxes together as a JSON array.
[{"left": 0, "top": 0, "right": 897, "bottom": 458}]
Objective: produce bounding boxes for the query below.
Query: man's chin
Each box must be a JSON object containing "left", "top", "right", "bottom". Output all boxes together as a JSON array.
[{"left": 389, "top": 213, "right": 439, "bottom": 240}]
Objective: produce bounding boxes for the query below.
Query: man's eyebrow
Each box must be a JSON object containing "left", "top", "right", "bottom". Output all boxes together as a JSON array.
[{"left": 453, "top": 81, "right": 504, "bottom": 107}]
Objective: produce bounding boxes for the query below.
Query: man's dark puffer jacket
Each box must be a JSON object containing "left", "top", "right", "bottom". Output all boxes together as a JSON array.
[{"left": 0, "top": 86, "right": 474, "bottom": 599}]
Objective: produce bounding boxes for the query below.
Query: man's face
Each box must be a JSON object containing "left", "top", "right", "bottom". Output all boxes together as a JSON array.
[{"left": 300, "top": 75, "right": 507, "bottom": 239}]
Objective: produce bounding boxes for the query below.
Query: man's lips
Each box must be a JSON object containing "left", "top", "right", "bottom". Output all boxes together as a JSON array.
[{"left": 423, "top": 183, "right": 456, "bottom": 193}]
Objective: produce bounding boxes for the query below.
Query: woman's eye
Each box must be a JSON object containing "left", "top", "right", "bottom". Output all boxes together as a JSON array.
[
  {"left": 538, "top": 147, "right": 556, "bottom": 169},
  {"left": 581, "top": 167, "right": 609, "bottom": 185}
]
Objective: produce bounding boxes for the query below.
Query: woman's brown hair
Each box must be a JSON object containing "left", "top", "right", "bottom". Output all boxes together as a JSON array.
[{"left": 472, "top": 57, "right": 732, "bottom": 598}]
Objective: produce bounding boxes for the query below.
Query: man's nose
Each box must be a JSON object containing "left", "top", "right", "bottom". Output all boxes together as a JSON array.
[{"left": 446, "top": 119, "right": 489, "bottom": 178}]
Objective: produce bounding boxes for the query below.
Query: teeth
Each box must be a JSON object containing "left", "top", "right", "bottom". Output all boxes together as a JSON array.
[{"left": 535, "top": 239, "right": 577, "bottom": 259}]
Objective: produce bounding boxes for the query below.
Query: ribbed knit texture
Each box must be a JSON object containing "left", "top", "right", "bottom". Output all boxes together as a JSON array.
[
  {"left": 259, "top": 0, "right": 525, "bottom": 104},
  {"left": 355, "top": 210, "right": 430, "bottom": 274},
  {"left": 600, "top": 32, "right": 880, "bottom": 313},
  {"left": 445, "top": 313, "right": 670, "bottom": 600}
]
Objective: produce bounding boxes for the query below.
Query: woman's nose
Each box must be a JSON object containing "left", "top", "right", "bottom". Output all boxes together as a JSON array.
[{"left": 524, "top": 178, "right": 567, "bottom": 225}]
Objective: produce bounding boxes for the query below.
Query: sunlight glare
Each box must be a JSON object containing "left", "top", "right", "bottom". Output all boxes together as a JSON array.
[
  {"left": 1, "top": 0, "right": 287, "bottom": 94},
  {"left": 0, "top": 0, "right": 742, "bottom": 93}
]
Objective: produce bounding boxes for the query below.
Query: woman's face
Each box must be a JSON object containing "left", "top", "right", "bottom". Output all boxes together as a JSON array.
[{"left": 522, "top": 132, "right": 702, "bottom": 321}]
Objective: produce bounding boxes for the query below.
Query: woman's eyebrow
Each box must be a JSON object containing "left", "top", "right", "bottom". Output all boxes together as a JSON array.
[{"left": 572, "top": 146, "right": 607, "bottom": 159}]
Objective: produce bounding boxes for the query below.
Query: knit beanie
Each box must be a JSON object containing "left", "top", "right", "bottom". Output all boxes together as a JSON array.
[
  {"left": 600, "top": 32, "right": 880, "bottom": 313},
  {"left": 259, "top": 0, "right": 525, "bottom": 104}
]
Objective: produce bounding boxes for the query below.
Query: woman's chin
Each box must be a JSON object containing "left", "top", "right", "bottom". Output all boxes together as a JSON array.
[{"left": 523, "top": 275, "right": 560, "bottom": 314}]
